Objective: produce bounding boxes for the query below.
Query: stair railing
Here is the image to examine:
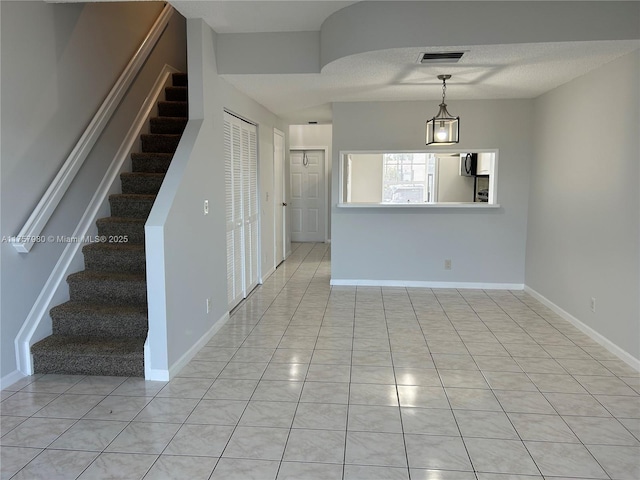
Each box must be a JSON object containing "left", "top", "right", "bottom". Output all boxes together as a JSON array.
[{"left": 11, "top": 3, "right": 175, "bottom": 253}]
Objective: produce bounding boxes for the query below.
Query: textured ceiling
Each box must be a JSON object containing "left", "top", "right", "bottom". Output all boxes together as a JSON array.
[
  {"left": 221, "top": 40, "right": 640, "bottom": 124},
  {"left": 169, "top": 1, "right": 639, "bottom": 124}
]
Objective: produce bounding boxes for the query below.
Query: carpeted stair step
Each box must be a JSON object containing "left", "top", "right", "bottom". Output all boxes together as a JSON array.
[
  {"left": 131, "top": 152, "right": 173, "bottom": 173},
  {"left": 83, "top": 243, "right": 146, "bottom": 273},
  {"left": 31, "top": 335, "right": 145, "bottom": 376},
  {"left": 141, "top": 133, "right": 181, "bottom": 153},
  {"left": 172, "top": 72, "right": 188, "bottom": 87},
  {"left": 109, "top": 194, "right": 156, "bottom": 219},
  {"left": 120, "top": 172, "right": 166, "bottom": 195},
  {"left": 32, "top": 72, "right": 189, "bottom": 379},
  {"left": 158, "top": 101, "right": 188, "bottom": 118},
  {"left": 96, "top": 217, "right": 145, "bottom": 244},
  {"left": 68, "top": 270, "right": 147, "bottom": 305},
  {"left": 51, "top": 301, "right": 147, "bottom": 338},
  {"left": 150, "top": 117, "right": 187, "bottom": 134},
  {"left": 165, "top": 86, "right": 188, "bottom": 102}
]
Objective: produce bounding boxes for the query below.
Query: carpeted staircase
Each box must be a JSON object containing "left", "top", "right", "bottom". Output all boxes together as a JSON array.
[{"left": 31, "top": 73, "right": 188, "bottom": 377}]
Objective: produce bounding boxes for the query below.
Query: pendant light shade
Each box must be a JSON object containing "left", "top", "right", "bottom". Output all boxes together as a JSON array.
[{"left": 426, "top": 75, "right": 459, "bottom": 145}]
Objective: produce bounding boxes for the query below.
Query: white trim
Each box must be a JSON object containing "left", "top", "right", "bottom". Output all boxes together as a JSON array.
[
  {"left": 273, "top": 128, "right": 286, "bottom": 268},
  {"left": 524, "top": 285, "right": 640, "bottom": 372},
  {"left": 15, "top": 65, "right": 179, "bottom": 376},
  {"left": 260, "top": 266, "right": 276, "bottom": 284},
  {"left": 489, "top": 150, "right": 499, "bottom": 205},
  {"left": 330, "top": 279, "right": 524, "bottom": 290},
  {"left": 290, "top": 145, "right": 330, "bottom": 243},
  {"left": 338, "top": 148, "right": 499, "bottom": 207},
  {"left": 0, "top": 370, "right": 26, "bottom": 390},
  {"left": 145, "top": 313, "right": 230, "bottom": 381},
  {"left": 223, "top": 109, "right": 258, "bottom": 127},
  {"left": 11, "top": 5, "right": 175, "bottom": 254},
  {"left": 336, "top": 202, "right": 501, "bottom": 209}
]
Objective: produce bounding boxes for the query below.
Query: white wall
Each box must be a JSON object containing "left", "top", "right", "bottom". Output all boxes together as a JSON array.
[
  {"left": 0, "top": 1, "right": 186, "bottom": 381},
  {"left": 437, "top": 155, "right": 475, "bottom": 203},
  {"left": 145, "top": 19, "right": 288, "bottom": 378},
  {"left": 526, "top": 50, "right": 640, "bottom": 363},
  {"left": 331, "top": 99, "right": 532, "bottom": 286},
  {"left": 289, "top": 125, "right": 332, "bottom": 175},
  {"left": 350, "top": 154, "right": 383, "bottom": 203}
]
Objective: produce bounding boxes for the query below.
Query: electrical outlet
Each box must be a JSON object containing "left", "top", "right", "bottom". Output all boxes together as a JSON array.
[
  {"left": 203, "top": 200, "right": 209, "bottom": 215},
  {"left": 206, "top": 298, "right": 211, "bottom": 314},
  {"left": 590, "top": 297, "right": 596, "bottom": 313},
  {"left": 444, "top": 259, "right": 452, "bottom": 270}
]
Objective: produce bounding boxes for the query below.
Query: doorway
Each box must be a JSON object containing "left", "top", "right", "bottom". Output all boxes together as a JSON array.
[
  {"left": 273, "top": 128, "right": 286, "bottom": 266},
  {"left": 290, "top": 149, "right": 326, "bottom": 243}
]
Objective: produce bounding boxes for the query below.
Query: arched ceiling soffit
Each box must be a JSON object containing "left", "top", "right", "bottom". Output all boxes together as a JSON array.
[{"left": 319, "top": 1, "right": 640, "bottom": 72}]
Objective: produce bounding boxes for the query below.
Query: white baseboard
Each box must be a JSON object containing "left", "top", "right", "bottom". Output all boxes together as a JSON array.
[
  {"left": 0, "top": 370, "right": 26, "bottom": 390},
  {"left": 524, "top": 285, "right": 640, "bottom": 372},
  {"left": 261, "top": 266, "right": 276, "bottom": 283},
  {"left": 145, "top": 312, "right": 231, "bottom": 381},
  {"left": 330, "top": 279, "right": 524, "bottom": 290}
]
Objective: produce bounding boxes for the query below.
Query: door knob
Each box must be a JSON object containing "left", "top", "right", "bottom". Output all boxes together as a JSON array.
[{"left": 282, "top": 202, "right": 288, "bottom": 206}]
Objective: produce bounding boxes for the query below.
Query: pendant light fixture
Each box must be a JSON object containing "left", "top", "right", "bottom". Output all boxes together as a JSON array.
[{"left": 426, "top": 74, "right": 459, "bottom": 145}]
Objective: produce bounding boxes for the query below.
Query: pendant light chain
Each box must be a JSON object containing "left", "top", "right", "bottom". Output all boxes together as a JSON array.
[
  {"left": 441, "top": 77, "right": 447, "bottom": 105},
  {"left": 426, "top": 74, "right": 459, "bottom": 145}
]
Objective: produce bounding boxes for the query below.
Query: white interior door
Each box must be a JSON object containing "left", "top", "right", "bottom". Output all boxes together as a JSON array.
[
  {"left": 225, "top": 120, "right": 243, "bottom": 308},
  {"left": 242, "top": 125, "right": 259, "bottom": 294},
  {"left": 273, "top": 129, "right": 285, "bottom": 265},
  {"left": 290, "top": 150, "right": 325, "bottom": 243},
  {"left": 225, "top": 112, "right": 259, "bottom": 310}
]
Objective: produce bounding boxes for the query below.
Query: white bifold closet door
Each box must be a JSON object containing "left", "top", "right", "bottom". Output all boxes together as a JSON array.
[{"left": 224, "top": 112, "right": 259, "bottom": 310}]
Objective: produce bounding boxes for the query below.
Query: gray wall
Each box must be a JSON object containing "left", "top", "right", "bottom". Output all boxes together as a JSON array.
[
  {"left": 0, "top": 1, "right": 186, "bottom": 380},
  {"left": 331, "top": 99, "right": 532, "bottom": 284},
  {"left": 145, "top": 18, "right": 288, "bottom": 376},
  {"left": 320, "top": 1, "right": 640, "bottom": 68},
  {"left": 526, "top": 51, "right": 640, "bottom": 361},
  {"left": 216, "top": 31, "right": 320, "bottom": 74}
]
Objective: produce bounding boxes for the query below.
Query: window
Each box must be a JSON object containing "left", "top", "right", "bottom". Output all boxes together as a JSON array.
[
  {"left": 382, "top": 153, "right": 437, "bottom": 203},
  {"left": 341, "top": 150, "right": 498, "bottom": 206}
]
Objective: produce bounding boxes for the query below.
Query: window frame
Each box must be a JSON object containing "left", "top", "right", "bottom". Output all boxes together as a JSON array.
[{"left": 338, "top": 148, "right": 500, "bottom": 208}]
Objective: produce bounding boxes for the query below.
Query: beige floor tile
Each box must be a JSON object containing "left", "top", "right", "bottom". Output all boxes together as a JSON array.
[{"left": 2, "top": 245, "right": 637, "bottom": 479}]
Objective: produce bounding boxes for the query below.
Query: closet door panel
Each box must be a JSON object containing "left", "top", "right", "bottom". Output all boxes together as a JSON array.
[{"left": 224, "top": 113, "right": 259, "bottom": 310}]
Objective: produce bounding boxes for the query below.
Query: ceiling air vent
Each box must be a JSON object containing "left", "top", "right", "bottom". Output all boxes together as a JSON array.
[{"left": 419, "top": 52, "right": 465, "bottom": 64}]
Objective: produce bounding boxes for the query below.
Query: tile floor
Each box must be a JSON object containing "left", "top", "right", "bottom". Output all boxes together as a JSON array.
[{"left": 1, "top": 243, "right": 639, "bottom": 479}]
